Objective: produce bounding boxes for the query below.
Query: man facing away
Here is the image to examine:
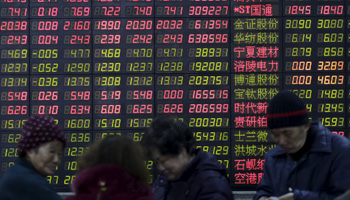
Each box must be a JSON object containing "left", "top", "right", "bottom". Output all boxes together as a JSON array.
[{"left": 254, "top": 90, "right": 350, "bottom": 200}]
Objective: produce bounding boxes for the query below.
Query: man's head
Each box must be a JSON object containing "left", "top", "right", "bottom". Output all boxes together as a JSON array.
[
  {"left": 266, "top": 90, "right": 310, "bottom": 153},
  {"left": 18, "top": 115, "right": 66, "bottom": 176},
  {"left": 142, "top": 117, "right": 194, "bottom": 181}
]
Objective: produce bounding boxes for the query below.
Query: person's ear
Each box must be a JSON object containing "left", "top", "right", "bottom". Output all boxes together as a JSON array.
[
  {"left": 26, "top": 148, "right": 36, "bottom": 160},
  {"left": 302, "top": 123, "right": 311, "bottom": 133},
  {"left": 180, "top": 147, "right": 187, "bottom": 156},
  {"left": 26, "top": 148, "right": 39, "bottom": 160},
  {"left": 305, "top": 123, "right": 311, "bottom": 129},
  {"left": 180, "top": 147, "right": 188, "bottom": 157}
]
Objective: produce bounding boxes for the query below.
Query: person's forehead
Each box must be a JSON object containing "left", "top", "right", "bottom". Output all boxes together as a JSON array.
[
  {"left": 151, "top": 149, "right": 163, "bottom": 159},
  {"left": 40, "top": 140, "right": 63, "bottom": 148},
  {"left": 151, "top": 150, "right": 175, "bottom": 161},
  {"left": 270, "top": 126, "right": 299, "bottom": 134}
]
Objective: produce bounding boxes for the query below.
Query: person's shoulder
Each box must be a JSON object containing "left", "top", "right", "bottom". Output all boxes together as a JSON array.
[
  {"left": 190, "top": 169, "right": 232, "bottom": 199},
  {"left": 192, "top": 164, "right": 229, "bottom": 185},
  {"left": 321, "top": 126, "right": 350, "bottom": 150},
  {"left": 193, "top": 152, "right": 228, "bottom": 174},
  {"left": 0, "top": 164, "right": 57, "bottom": 199},
  {"left": 330, "top": 132, "right": 350, "bottom": 145},
  {"left": 309, "top": 122, "right": 349, "bottom": 153},
  {"left": 4, "top": 162, "right": 49, "bottom": 186},
  {"left": 1, "top": 164, "right": 27, "bottom": 182},
  {"left": 312, "top": 121, "right": 348, "bottom": 144},
  {"left": 330, "top": 134, "right": 350, "bottom": 156},
  {"left": 311, "top": 127, "right": 350, "bottom": 161}
]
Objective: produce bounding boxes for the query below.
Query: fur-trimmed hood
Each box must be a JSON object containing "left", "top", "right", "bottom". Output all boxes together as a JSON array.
[{"left": 65, "top": 164, "right": 154, "bottom": 200}]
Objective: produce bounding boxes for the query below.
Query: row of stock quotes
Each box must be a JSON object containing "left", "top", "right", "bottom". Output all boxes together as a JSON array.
[{"left": 1, "top": 0, "right": 350, "bottom": 191}]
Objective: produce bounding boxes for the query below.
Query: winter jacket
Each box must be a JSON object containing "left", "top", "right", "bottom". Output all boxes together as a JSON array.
[
  {"left": 254, "top": 121, "right": 350, "bottom": 200},
  {"left": 153, "top": 149, "right": 233, "bottom": 200},
  {"left": 0, "top": 157, "right": 62, "bottom": 200},
  {"left": 65, "top": 164, "right": 154, "bottom": 200}
]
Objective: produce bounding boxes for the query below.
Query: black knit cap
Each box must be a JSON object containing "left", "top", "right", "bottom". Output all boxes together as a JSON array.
[{"left": 266, "top": 90, "right": 309, "bottom": 129}]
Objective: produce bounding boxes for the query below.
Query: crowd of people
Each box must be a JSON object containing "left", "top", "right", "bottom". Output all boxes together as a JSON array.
[{"left": 1, "top": 90, "right": 350, "bottom": 200}]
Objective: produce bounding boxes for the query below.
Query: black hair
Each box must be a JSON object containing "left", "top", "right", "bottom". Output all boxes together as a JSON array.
[
  {"left": 78, "top": 135, "right": 150, "bottom": 184},
  {"left": 142, "top": 117, "right": 194, "bottom": 156}
]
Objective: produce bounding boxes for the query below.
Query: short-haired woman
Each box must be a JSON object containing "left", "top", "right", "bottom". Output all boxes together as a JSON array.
[{"left": 65, "top": 135, "right": 154, "bottom": 200}]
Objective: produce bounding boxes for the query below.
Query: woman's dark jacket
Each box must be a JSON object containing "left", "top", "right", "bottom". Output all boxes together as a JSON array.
[
  {"left": 65, "top": 164, "right": 154, "bottom": 200},
  {"left": 254, "top": 121, "right": 350, "bottom": 200},
  {"left": 0, "top": 157, "right": 62, "bottom": 200},
  {"left": 153, "top": 149, "right": 233, "bottom": 200}
]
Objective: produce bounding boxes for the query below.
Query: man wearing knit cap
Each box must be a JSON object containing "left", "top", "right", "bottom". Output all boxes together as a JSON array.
[
  {"left": 0, "top": 115, "right": 66, "bottom": 200},
  {"left": 254, "top": 90, "right": 350, "bottom": 200}
]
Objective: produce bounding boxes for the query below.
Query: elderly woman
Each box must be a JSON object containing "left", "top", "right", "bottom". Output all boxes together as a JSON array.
[
  {"left": 0, "top": 115, "right": 66, "bottom": 200},
  {"left": 65, "top": 135, "right": 154, "bottom": 200}
]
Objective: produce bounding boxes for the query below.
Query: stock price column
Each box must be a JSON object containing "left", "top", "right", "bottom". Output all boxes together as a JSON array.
[
  {"left": 0, "top": 0, "right": 28, "bottom": 180},
  {"left": 122, "top": 1, "right": 155, "bottom": 128},
  {"left": 154, "top": 2, "right": 186, "bottom": 121},
  {"left": 0, "top": 14, "right": 28, "bottom": 177},
  {"left": 0, "top": 0, "right": 29, "bottom": 131},
  {"left": 154, "top": 0, "right": 186, "bottom": 124},
  {"left": 0, "top": 76, "right": 28, "bottom": 179},
  {"left": 59, "top": 0, "right": 92, "bottom": 74},
  {"left": 0, "top": 1, "right": 29, "bottom": 175},
  {"left": 61, "top": 0, "right": 93, "bottom": 132},
  {"left": 92, "top": 14, "right": 124, "bottom": 132},
  {"left": 283, "top": 1, "right": 346, "bottom": 134},
  {"left": 56, "top": 131, "right": 92, "bottom": 190},
  {"left": 232, "top": 0, "right": 280, "bottom": 190},
  {"left": 0, "top": 16, "right": 29, "bottom": 130},
  {"left": 0, "top": 76, "right": 28, "bottom": 178},
  {"left": 0, "top": 0, "right": 29, "bottom": 75},
  {"left": 154, "top": 0, "right": 185, "bottom": 75},
  {"left": 186, "top": 74, "right": 231, "bottom": 176},
  {"left": 92, "top": 17, "right": 126, "bottom": 130}
]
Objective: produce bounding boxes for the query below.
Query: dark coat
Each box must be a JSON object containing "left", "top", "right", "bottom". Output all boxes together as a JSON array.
[
  {"left": 153, "top": 149, "right": 233, "bottom": 200},
  {"left": 65, "top": 164, "right": 154, "bottom": 200},
  {"left": 0, "top": 157, "right": 62, "bottom": 200},
  {"left": 254, "top": 121, "right": 350, "bottom": 200}
]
